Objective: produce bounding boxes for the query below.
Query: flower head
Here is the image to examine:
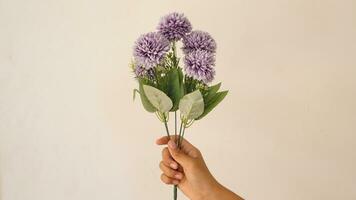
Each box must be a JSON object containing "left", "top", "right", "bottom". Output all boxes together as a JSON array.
[
  {"left": 184, "top": 50, "right": 216, "bottom": 83},
  {"left": 133, "top": 32, "right": 170, "bottom": 69},
  {"left": 134, "top": 63, "right": 154, "bottom": 79},
  {"left": 157, "top": 12, "right": 192, "bottom": 41},
  {"left": 182, "top": 31, "right": 217, "bottom": 54}
]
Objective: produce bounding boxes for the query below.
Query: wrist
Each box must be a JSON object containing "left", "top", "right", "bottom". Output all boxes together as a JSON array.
[{"left": 196, "top": 179, "right": 223, "bottom": 200}]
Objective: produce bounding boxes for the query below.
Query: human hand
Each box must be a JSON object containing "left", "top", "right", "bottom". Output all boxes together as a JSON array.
[{"left": 156, "top": 136, "right": 244, "bottom": 200}]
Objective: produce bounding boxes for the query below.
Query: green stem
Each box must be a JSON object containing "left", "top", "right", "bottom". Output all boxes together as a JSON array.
[
  {"left": 174, "top": 185, "right": 178, "bottom": 200},
  {"left": 174, "top": 115, "right": 184, "bottom": 200},
  {"left": 163, "top": 113, "right": 170, "bottom": 137},
  {"left": 178, "top": 121, "right": 184, "bottom": 147},
  {"left": 174, "top": 120, "right": 187, "bottom": 200},
  {"left": 179, "top": 124, "right": 186, "bottom": 147},
  {"left": 163, "top": 113, "right": 176, "bottom": 200},
  {"left": 172, "top": 41, "right": 178, "bottom": 68},
  {"left": 174, "top": 111, "right": 177, "bottom": 142},
  {"left": 170, "top": 42, "right": 180, "bottom": 200}
]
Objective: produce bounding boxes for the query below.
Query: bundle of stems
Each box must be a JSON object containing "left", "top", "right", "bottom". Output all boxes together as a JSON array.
[{"left": 161, "top": 110, "right": 193, "bottom": 200}]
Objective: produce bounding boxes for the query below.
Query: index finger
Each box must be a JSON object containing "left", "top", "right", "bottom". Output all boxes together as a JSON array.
[
  {"left": 156, "top": 135, "right": 179, "bottom": 145},
  {"left": 156, "top": 136, "right": 195, "bottom": 151},
  {"left": 156, "top": 135, "right": 201, "bottom": 159}
]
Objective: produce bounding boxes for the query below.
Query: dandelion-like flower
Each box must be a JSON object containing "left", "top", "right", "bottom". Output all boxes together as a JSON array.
[
  {"left": 184, "top": 50, "right": 216, "bottom": 83},
  {"left": 133, "top": 32, "right": 170, "bottom": 69},
  {"left": 182, "top": 31, "right": 217, "bottom": 54},
  {"left": 157, "top": 12, "right": 192, "bottom": 41}
]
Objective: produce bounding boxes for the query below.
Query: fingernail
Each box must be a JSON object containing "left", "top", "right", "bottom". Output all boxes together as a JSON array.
[
  {"left": 170, "top": 163, "right": 178, "bottom": 169},
  {"left": 168, "top": 140, "right": 177, "bottom": 149},
  {"left": 175, "top": 174, "right": 182, "bottom": 179}
]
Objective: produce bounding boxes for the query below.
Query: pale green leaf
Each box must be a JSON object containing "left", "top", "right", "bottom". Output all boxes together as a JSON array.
[
  {"left": 138, "top": 80, "right": 156, "bottom": 113},
  {"left": 179, "top": 90, "right": 204, "bottom": 120},
  {"left": 143, "top": 85, "right": 173, "bottom": 113}
]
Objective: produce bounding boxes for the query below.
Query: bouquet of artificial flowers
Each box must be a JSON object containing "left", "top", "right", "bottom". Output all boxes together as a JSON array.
[{"left": 130, "top": 12, "right": 228, "bottom": 200}]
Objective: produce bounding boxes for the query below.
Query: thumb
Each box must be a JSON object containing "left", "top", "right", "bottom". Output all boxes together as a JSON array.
[{"left": 167, "top": 140, "right": 193, "bottom": 167}]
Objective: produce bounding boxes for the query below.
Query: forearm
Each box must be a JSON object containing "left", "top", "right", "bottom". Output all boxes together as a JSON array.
[
  {"left": 199, "top": 181, "right": 244, "bottom": 200},
  {"left": 215, "top": 184, "right": 244, "bottom": 200}
]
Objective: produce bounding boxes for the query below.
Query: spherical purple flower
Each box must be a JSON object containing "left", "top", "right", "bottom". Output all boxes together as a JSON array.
[
  {"left": 184, "top": 50, "right": 216, "bottom": 83},
  {"left": 133, "top": 32, "right": 170, "bottom": 69},
  {"left": 182, "top": 31, "right": 217, "bottom": 54},
  {"left": 157, "top": 12, "right": 192, "bottom": 41}
]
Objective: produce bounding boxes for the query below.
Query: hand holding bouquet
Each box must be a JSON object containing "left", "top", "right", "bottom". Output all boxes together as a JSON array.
[{"left": 130, "top": 12, "right": 228, "bottom": 200}]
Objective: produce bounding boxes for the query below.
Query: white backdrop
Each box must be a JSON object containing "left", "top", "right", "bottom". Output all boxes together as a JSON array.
[{"left": 1, "top": 0, "right": 356, "bottom": 200}]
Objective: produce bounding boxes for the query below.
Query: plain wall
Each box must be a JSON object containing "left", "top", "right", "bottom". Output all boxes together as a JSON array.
[{"left": 1, "top": 0, "right": 355, "bottom": 199}]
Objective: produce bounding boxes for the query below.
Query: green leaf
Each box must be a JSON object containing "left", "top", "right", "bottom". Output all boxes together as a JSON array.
[
  {"left": 137, "top": 80, "right": 157, "bottom": 113},
  {"left": 143, "top": 85, "right": 173, "bottom": 113},
  {"left": 133, "top": 89, "right": 139, "bottom": 100},
  {"left": 184, "top": 76, "right": 197, "bottom": 94},
  {"left": 196, "top": 90, "right": 228, "bottom": 120},
  {"left": 156, "top": 73, "right": 168, "bottom": 94},
  {"left": 204, "top": 82, "right": 221, "bottom": 103},
  {"left": 166, "top": 68, "right": 184, "bottom": 111},
  {"left": 178, "top": 68, "right": 186, "bottom": 95},
  {"left": 179, "top": 90, "right": 204, "bottom": 120}
]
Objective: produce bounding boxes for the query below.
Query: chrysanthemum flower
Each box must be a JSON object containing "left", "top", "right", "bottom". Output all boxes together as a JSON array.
[
  {"left": 184, "top": 50, "right": 216, "bottom": 83},
  {"left": 182, "top": 31, "right": 217, "bottom": 54},
  {"left": 157, "top": 12, "right": 192, "bottom": 41},
  {"left": 133, "top": 32, "right": 170, "bottom": 69}
]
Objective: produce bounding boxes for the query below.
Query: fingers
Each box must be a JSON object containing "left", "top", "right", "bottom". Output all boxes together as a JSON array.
[
  {"left": 159, "top": 161, "right": 183, "bottom": 180},
  {"left": 167, "top": 140, "right": 194, "bottom": 167},
  {"left": 162, "top": 147, "right": 178, "bottom": 169},
  {"left": 157, "top": 135, "right": 201, "bottom": 169},
  {"left": 160, "top": 173, "right": 180, "bottom": 185},
  {"left": 156, "top": 136, "right": 199, "bottom": 157},
  {"left": 156, "top": 135, "right": 177, "bottom": 145},
  {"left": 156, "top": 135, "right": 190, "bottom": 146}
]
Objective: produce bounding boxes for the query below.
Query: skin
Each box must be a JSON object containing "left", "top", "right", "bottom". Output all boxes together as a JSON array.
[{"left": 156, "top": 136, "right": 244, "bottom": 200}]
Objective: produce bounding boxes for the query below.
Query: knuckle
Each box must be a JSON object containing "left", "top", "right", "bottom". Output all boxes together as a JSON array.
[
  {"left": 160, "top": 174, "right": 168, "bottom": 184},
  {"left": 161, "top": 166, "right": 175, "bottom": 177},
  {"left": 161, "top": 148, "right": 167, "bottom": 156},
  {"left": 159, "top": 162, "right": 174, "bottom": 176},
  {"left": 166, "top": 168, "right": 175, "bottom": 177},
  {"left": 162, "top": 158, "right": 171, "bottom": 167},
  {"left": 159, "top": 161, "right": 164, "bottom": 169}
]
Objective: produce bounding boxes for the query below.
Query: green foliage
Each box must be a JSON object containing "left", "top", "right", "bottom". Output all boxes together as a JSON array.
[
  {"left": 204, "top": 82, "right": 221, "bottom": 103},
  {"left": 179, "top": 90, "right": 204, "bottom": 120},
  {"left": 143, "top": 85, "right": 173, "bottom": 113},
  {"left": 135, "top": 79, "right": 157, "bottom": 113},
  {"left": 135, "top": 73, "right": 228, "bottom": 120},
  {"left": 166, "top": 68, "right": 184, "bottom": 111},
  {"left": 196, "top": 90, "right": 228, "bottom": 120}
]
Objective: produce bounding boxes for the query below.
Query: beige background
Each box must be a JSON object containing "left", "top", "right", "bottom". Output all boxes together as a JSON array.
[{"left": 1, "top": 0, "right": 356, "bottom": 199}]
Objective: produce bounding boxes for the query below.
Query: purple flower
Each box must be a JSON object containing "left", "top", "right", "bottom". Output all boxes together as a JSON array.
[
  {"left": 157, "top": 12, "right": 192, "bottom": 41},
  {"left": 184, "top": 50, "right": 215, "bottom": 83},
  {"left": 133, "top": 32, "right": 170, "bottom": 69},
  {"left": 134, "top": 64, "right": 154, "bottom": 79},
  {"left": 182, "top": 31, "right": 217, "bottom": 54}
]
